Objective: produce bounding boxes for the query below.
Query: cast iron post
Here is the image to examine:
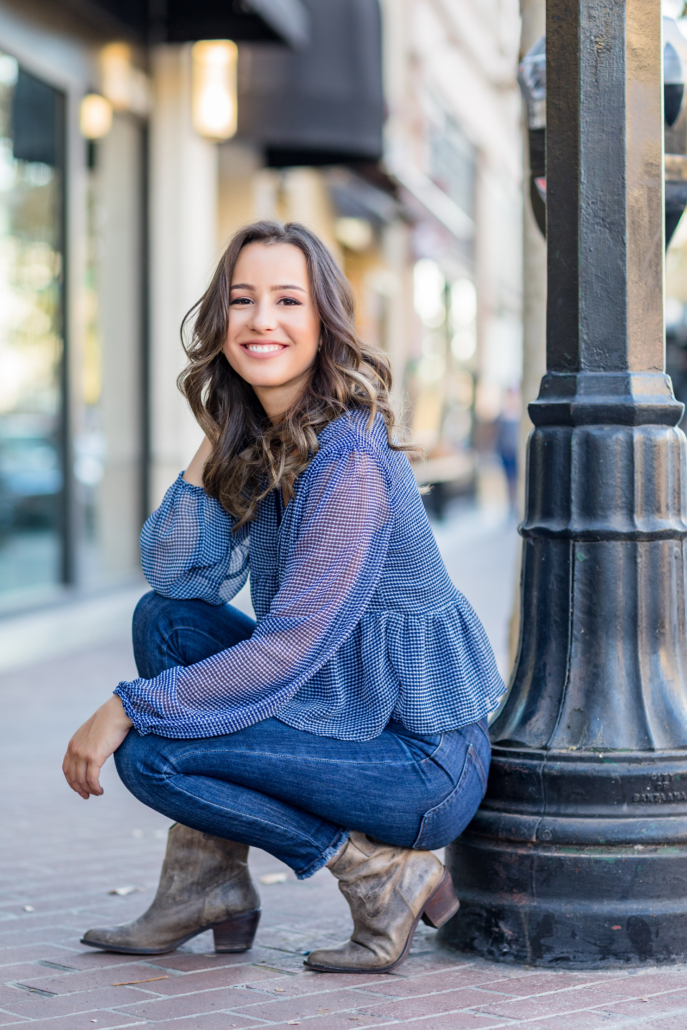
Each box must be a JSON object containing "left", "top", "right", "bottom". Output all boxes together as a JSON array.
[{"left": 441, "top": 0, "right": 687, "bottom": 966}]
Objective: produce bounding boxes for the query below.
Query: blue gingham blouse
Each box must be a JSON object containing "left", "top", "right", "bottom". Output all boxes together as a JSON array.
[{"left": 116, "top": 410, "right": 505, "bottom": 740}]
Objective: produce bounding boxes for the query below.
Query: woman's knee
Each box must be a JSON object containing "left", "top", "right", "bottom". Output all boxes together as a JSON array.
[
  {"left": 132, "top": 592, "right": 255, "bottom": 678},
  {"left": 132, "top": 591, "right": 179, "bottom": 677},
  {"left": 115, "top": 730, "right": 169, "bottom": 804},
  {"left": 132, "top": 589, "right": 171, "bottom": 640}
]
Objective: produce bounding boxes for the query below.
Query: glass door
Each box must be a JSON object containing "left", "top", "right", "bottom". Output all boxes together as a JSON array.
[{"left": 0, "top": 54, "right": 65, "bottom": 600}]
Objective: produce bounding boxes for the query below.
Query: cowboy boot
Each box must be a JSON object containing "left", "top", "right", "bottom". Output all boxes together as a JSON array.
[
  {"left": 81, "top": 823, "right": 261, "bottom": 955},
  {"left": 304, "top": 832, "right": 459, "bottom": 974}
]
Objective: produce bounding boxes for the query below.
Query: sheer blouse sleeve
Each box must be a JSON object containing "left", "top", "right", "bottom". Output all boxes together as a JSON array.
[
  {"left": 140, "top": 473, "right": 250, "bottom": 606},
  {"left": 117, "top": 447, "right": 392, "bottom": 737}
]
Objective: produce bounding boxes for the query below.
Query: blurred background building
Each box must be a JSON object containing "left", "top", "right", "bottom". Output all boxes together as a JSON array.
[
  {"left": 0, "top": 0, "right": 522, "bottom": 615},
  {"left": 665, "top": 1, "right": 687, "bottom": 425}
]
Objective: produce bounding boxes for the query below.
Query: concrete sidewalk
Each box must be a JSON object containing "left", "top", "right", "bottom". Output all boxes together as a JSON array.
[{"left": 3, "top": 505, "right": 687, "bottom": 1029}]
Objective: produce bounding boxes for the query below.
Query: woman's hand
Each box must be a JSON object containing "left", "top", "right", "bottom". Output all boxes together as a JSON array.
[{"left": 63, "top": 695, "right": 133, "bottom": 799}]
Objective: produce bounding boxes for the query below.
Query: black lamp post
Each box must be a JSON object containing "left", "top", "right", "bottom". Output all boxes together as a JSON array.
[{"left": 441, "top": 0, "right": 687, "bottom": 967}]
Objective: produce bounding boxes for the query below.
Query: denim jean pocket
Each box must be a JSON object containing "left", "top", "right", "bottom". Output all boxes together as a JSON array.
[{"left": 412, "top": 744, "right": 488, "bottom": 851}]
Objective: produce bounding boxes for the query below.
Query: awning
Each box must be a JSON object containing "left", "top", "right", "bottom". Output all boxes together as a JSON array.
[
  {"left": 238, "top": 0, "right": 384, "bottom": 166},
  {"left": 165, "top": 0, "right": 309, "bottom": 48},
  {"left": 248, "top": 0, "right": 309, "bottom": 48},
  {"left": 327, "top": 168, "right": 401, "bottom": 226},
  {"left": 59, "top": 0, "right": 310, "bottom": 48}
]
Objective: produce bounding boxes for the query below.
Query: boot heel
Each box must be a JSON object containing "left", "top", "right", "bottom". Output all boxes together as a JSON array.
[
  {"left": 421, "top": 870, "right": 460, "bottom": 929},
  {"left": 212, "top": 909, "right": 261, "bottom": 953}
]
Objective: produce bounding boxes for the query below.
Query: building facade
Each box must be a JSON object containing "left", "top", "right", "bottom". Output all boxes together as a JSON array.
[
  {"left": 0, "top": 0, "right": 522, "bottom": 614},
  {"left": 0, "top": 3, "right": 150, "bottom": 611}
]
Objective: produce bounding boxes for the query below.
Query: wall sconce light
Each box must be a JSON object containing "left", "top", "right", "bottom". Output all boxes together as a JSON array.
[
  {"left": 101, "top": 43, "right": 132, "bottom": 110},
  {"left": 100, "top": 43, "right": 150, "bottom": 116},
  {"left": 79, "top": 93, "right": 113, "bottom": 139},
  {"left": 191, "top": 40, "right": 238, "bottom": 141}
]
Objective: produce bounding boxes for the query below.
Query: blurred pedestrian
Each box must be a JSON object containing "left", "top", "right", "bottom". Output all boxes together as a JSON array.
[
  {"left": 496, "top": 388, "right": 520, "bottom": 513},
  {"left": 63, "top": 221, "right": 504, "bottom": 974}
]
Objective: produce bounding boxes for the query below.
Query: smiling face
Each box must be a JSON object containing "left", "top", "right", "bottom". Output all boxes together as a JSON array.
[{"left": 223, "top": 242, "right": 321, "bottom": 421}]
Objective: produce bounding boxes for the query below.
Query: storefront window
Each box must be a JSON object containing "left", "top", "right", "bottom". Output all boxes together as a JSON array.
[
  {"left": 79, "top": 116, "right": 145, "bottom": 588},
  {"left": 0, "top": 53, "right": 65, "bottom": 601}
]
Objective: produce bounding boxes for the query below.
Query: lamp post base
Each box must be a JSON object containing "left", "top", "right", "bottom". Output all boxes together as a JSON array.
[{"left": 441, "top": 747, "right": 687, "bottom": 968}]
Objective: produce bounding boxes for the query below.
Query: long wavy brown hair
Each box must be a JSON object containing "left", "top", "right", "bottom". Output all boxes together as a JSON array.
[{"left": 178, "top": 220, "right": 410, "bottom": 528}]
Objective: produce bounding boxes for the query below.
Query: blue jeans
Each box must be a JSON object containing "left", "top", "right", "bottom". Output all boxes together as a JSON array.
[{"left": 115, "top": 592, "right": 491, "bottom": 879}]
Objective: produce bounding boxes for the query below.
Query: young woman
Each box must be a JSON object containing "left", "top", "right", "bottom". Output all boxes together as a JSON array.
[{"left": 63, "top": 221, "right": 504, "bottom": 974}]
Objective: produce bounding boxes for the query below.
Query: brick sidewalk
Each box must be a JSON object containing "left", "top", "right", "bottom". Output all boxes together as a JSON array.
[{"left": 5, "top": 517, "right": 687, "bottom": 1028}]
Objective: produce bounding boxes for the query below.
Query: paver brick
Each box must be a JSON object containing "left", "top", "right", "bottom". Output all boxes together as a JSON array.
[
  {"left": 380, "top": 1016, "right": 511, "bottom": 1030},
  {"left": 253, "top": 1014, "right": 389, "bottom": 1030},
  {"left": 476, "top": 970, "right": 624, "bottom": 996},
  {"left": 231, "top": 985, "right": 383, "bottom": 1020},
  {"left": 148, "top": 1014, "right": 273, "bottom": 1029},
  {"left": 136, "top": 962, "right": 276, "bottom": 995},
  {"left": 249, "top": 971, "right": 399, "bottom": 996},
  {"left": 13, "top": 962, "right": 164, "bottom": 995},
  {"left": 473, "top": 985, "right": 631, "bottom": 1020},
  {"left": 354, "top": 987, "right": 515, "bottom": 1022},
  {"left": 0, "top": 926, "right": 78, "bottom": 947},
  {"left": 586, "top": 972, "right": 687, "bottom": 997},
  {"left": 0, "top": 896, "right": 111, "bottom": 917},
  {"left": 0, "top": 988, "right": 38, "bottom": 1008},
  {"left": 0, "top": 985, "right": 148, "bottom": 1019},
  {"left": 629, "top": 1019, "right": 687, "bottom": 1029},
  {"left": 53, "top": 950, "right": 163, "bottom": 971},
  {"left": 0, "top": 966, "right": 63, "bottom": 986},
  {"left": 352, "top": 966, "right": 525, "bottom": 998},
  {"left": 0, "top": 1011, "right": 145, "bottom": 1030},
  {"left": 521, "top": 1010, "right": 628, "bottom": 1029},
  {"left": 113, "top": 984, "right": 269, "bottom": 1020},
  {"left": 1, "top": 912, "right": 99, "bottom": 929},
  {"left": 0, "top": 945, "right": 80, "bottom": 965},
  {"left": 593, "top": 993, "right": 687, "bottom": 1018},
  {"left": 0, "top": 1011, "right": 30, "bottom": 1026}
]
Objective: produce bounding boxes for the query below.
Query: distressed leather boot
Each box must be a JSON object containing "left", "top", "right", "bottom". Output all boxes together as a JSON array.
[
  {"left": 305, "top": 832, "right": 460, "bottom": 973},
  {"left": 81, "top": 824, "right": 260, "bottom": 955}
]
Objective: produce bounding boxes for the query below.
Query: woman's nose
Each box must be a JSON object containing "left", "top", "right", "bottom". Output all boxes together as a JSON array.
[{"left": 249, "top": 298, "right": 278, "bottom": 331}]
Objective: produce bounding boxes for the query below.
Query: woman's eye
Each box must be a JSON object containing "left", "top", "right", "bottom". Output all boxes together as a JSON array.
[
  {"left": 279, "top": 297, "right": 300, "bottom": 305},
  {"left": 230, "top": 297, "right": 252, "bottom": 305}
]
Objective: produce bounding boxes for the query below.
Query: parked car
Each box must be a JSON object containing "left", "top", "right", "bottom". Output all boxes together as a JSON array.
[{"left": 0, "top": 415, "right": 62, "bottom": 531}]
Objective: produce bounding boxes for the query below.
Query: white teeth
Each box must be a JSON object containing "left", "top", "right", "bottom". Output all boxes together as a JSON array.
[{"left": 246, "top": 343, "right": 283, "bottom": 353}]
